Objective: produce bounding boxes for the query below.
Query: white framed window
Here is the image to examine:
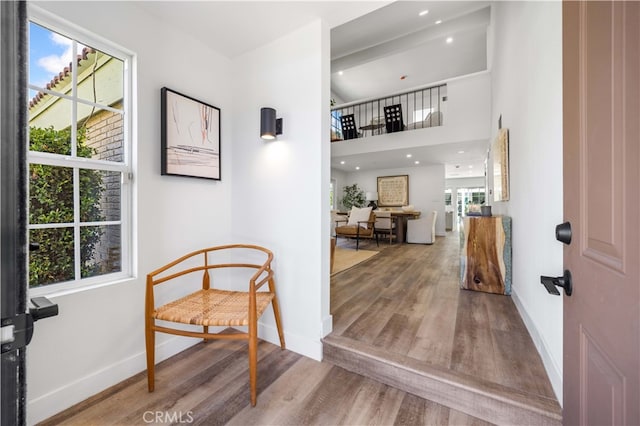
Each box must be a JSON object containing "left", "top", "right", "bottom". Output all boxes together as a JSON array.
[{"left": 27, "top": 10, "right": 134, "bottom": 294}]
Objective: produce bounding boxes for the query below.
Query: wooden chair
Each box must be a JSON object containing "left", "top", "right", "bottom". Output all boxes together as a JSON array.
[
  {"left": 374, "top": 211, "right": 396, "bottom": 244},
  {"left": 145, "top": 244, "right": 285, "bottom": 406},
  {"left": 334, "top": 207, "right": 378, "bottom": 250}
]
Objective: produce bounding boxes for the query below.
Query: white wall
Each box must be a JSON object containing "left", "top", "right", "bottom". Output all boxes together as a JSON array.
[
  {"left": 489, "top": 1, "right": 563, "bottom": 402},
  {"left": 330, "top": 168, "right": 349, "bottom": 237},
  {"left": 445, "top": 176, "right": 486, "bottom": 189},
  {"left": 340, "top": 165, "right": 446, "bottom": 236},
  {"left": 330, "top": 168, "right": 349, "bottom": 209},
  {"left": 27, "top": 2, "right": 235, "bottom": 424},
  {"left": 231, "top": 21, "right": 331, "bottom": 356}
]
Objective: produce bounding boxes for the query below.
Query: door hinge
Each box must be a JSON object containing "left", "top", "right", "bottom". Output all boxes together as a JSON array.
[{"left": 1, "top": 297, "right": 59, "bottom": 354}]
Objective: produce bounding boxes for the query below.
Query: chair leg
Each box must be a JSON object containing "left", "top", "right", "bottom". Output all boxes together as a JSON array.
[
  {"left": 145, "top": 319, "right": 155, "bottom": 392},
  {"left": 268, "top": 278, "right": 286, "bottom": 349},
  {"left": 248, "top": 330, "right": 258, "bottom": 406}
]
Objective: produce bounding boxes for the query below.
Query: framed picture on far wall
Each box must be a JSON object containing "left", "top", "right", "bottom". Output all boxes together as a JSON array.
[
  {"left": 377, "top": 175, "right": 409, "bottom": 207},
  {"left": 161, "top": 87, "right": 221, "bottom": 180}
]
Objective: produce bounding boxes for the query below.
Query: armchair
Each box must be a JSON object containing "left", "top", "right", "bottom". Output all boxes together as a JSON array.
[{"left": 335, "top": 206, "right": 378, "bottom": 250}]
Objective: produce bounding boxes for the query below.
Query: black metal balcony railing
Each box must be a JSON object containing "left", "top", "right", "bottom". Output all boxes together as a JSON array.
[{"left": 331, "top": 83, "right": 446, "bottom": 142}]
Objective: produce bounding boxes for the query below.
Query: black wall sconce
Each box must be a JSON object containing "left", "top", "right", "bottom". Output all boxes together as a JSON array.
[{"left": 260, "top": 107, "right": 283, "bottom": 140}]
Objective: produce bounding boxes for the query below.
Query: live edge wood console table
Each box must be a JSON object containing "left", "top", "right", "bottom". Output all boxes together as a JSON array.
[{"left": 460, "top": 216, "right": 512, "bottom": 295}]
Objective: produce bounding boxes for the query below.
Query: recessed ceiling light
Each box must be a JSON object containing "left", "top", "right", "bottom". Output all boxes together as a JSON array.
[
  {"left": 468, "top": 165, "right": 473, "bottom": 168},
  {"left": 446, "top": 37, "right": 454, "bottom": 44},
  {"left": 415, "top": 161, "right": 420, "bottom": 165},
  {"left": 458, "top": 150, "right": 465, "bottom": 154},
  {"left": 419, "top": 9, "right": 429, "bottom": 16},
  {"left": 435, "top": 20, "right": 442, "bottom": 25},
  {"left": 355, "top": 166, "right": 360, "bottom": 170},
  {"left": 406, "top": 154, "right": 412, "bottom": 158},
  {"left": 340, "top": 161, "right": 345, "bottom": 164},
  {"left": 338, "top": 70, "right": 343, "bottom": 75}
]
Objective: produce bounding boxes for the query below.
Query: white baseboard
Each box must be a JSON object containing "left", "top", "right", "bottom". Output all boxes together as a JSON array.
[
  {"left": 258, "top": 322, "right": 323, "bottom": 361},
  {"left": 27, "top": 335, "right": 196, "bottom": 425},
  {"left": 511, "top": 289, "right": 563, "bottom": 404},
  {"left": 321, "top": 314, "right": 333, "bottom": 337}
]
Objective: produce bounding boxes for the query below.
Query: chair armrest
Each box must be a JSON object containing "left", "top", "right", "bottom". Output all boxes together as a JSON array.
[
  {"left": 335, "top": 219, "right": 348, "bottom": 225},
  {"left": 358, "top": 220, "right": 376, "bottom": 228}
]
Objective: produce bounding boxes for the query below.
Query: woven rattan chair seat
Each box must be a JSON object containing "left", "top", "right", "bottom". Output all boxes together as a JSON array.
[{"left": 154, "top": 289, "right": 275, "bottom": 327}]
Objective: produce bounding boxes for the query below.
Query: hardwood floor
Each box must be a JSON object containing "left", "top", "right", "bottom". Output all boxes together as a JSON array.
[
  {"left": 326, "top": 233, "right": 561, "bottom": 424},
  {"left": 41, "top": 232, "right": 560, "bottom": 425},
  {"left": 40, "top": 335, "right": 491, "bottom": 425}
]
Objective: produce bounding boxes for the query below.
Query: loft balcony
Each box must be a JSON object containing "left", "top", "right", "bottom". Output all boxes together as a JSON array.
[
  {"left": 330, "top": 72, "right": 491, "bottom": 159},
  {"left": 331, "top": 84, "right": 446, "bottom": 142}
]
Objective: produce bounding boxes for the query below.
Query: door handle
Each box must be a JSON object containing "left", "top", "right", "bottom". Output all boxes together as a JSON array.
[
  {"left": 555, "top": 222, "right": 572, "bottom": 245},
  {"left": 540, "top": 270, "right": 573, "bottom": 296},
  {"left": 1, "top": 297, "right": 58, "bottom": 354}
]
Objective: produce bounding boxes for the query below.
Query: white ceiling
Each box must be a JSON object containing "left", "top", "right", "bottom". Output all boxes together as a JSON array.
[
  {"left": 133, "top": 1, "right": 391, "bottom": 59},
  {"left": 331, "top": 2, "right": 490, "bottom": 102},
  {"left": 330, "top": 1, "right": 491, "bottom": 179},
  {"left": 332, "top": 139, "right": 488, "bottom": 178}
]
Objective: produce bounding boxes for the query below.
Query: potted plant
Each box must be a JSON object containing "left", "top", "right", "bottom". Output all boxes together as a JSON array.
[{"left": 340, "top": 184, "right": 366, "bottom": 211}]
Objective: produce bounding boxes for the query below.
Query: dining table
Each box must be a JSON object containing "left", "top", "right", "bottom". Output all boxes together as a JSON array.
[
  {"left": 359, "top": 123, "right": 385, "bottom": 136},
  {"left": 383, "top": 210, "right": 421, "bottom": 243}
]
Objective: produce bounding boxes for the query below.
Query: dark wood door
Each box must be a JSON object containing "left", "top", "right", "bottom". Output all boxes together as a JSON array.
[
  {"left": 0, "top": 2, "right": 29, "bottom": 425},
  {"left": 563, "top": 2, "right": 639, "bottom": 424}
]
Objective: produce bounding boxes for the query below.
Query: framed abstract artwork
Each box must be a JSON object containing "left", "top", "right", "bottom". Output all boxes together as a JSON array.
[{"left": 161, "top": 87, "right": 221, "bottom": 180}]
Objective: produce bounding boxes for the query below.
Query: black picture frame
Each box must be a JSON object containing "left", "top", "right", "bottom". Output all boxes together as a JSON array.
[{"left": 161, "top": 87, "right": 221, "bottom": 180}]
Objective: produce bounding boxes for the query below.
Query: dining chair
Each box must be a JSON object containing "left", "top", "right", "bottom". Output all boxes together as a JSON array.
[
  {"left": 383, "top": 104, "right": 405, "bottom": 133},
  {"left": 340, "top": 114, "right": 358, "bottom": 140},
  {"left": 374, "top": 211, "right": 396, "bottom": 244},
  {"left": 407, "top": 210, "right": 438, "bottom": 244}
]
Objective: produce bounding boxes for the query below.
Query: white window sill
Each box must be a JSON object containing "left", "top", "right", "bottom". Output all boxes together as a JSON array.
[{"left": 28, "top": 274, "right": 137, "bottom": 299}]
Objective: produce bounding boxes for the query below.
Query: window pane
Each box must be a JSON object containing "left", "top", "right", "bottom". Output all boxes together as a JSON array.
[
  {"left": 28, "top": 19, "right": 129, "bottom": 290},
  {"left": 76, "top": 47, "right": 124, "bottom": 108},
  {"left": 28, "top": 96, "right": 73, "bottom": 155},
  {"left": 29, "top": 164, "right": 73, "bottom": 224},
  {"left": 77, "top": 105, "right": 124, "bottom": 162},
  {"left": 81, "top": 225, "right": 121, "bottom": 278},
  {"left": 80, "top": 170, "right": 120, "bottom": 222},
  {"left": 28, "top": 22, "right": 73, "bottom": 96},
  {"left": 29, "top": 227, "right": 74, "bottom": 287}
]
